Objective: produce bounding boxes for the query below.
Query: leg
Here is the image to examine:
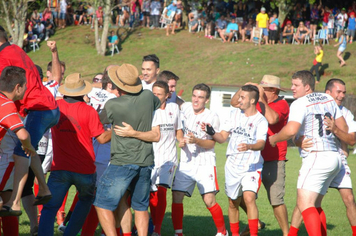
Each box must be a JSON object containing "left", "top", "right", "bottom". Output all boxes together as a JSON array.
[
  {"left": 289, "top": 206, "right": 303, "bottom": 236},
  {"left": 134, "top": 210, "right": 149, "bottom": 236},
  {"left": 229, "top": 198, "right": 242, "bottom": 236},
  {"left": 1, "top": 191, "right": 19, "bottom": 236},
  {"left": 203, "top": 192, "right": 227, "bottom": 235},
  {"left": 273, "top": 204, "right": 289, "bottom": 236},
  {"left": 115, "top": 191, "right": 132, "bottom": 233},
  {"left": 172, "top": 191, "right": 185, "bottom": 236},
  {"left": 337, "top": 51, "right": 346, "bottom": 66},
  {"left": 315, "top": 63, "right": 321, "bottom": 82},
  {"left": 227, "top": 32, "right": 233, "bottom": 42},
  {"left": 339, "top": 188, "right": 356, "bottom": 227},
  {"left": 153, "top": 186, "right": 167, "bottom": 234},
  {"left": 243, "top": 191, "right": 259, "bottom": 236},
  {"left": 96, "top": 207, "right": 117, "bottom": 236}
]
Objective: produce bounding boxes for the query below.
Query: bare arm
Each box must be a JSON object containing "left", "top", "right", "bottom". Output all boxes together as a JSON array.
[
  {"left": 176, "top": 129, "right": 185, "bottom": 147},
  {"left": 15, "top": 128, "right": 36, "bottom": 157},
  {"left": 96, "top": 130, "right": 112, "bottom": 144},
  {"left": 212, "top": 130, "right": 230, "bottom": 144},
  {"left": 47, "top": 41, "right": 62, "bottom": 84},
  {"left": 230, "top": 89, "right": 241, "bottom": 108},
  {"left": 114, "top": 122, "right": 160, "bottom": 142},
  {"left": 324, "top": 116, "right": 355, "bottom": 145},
  {"left": 185, "top": 131, "right": 215, "bottom": 149},
  {"left": 269, "top": 121, "right": 301, "bottom": 147},
  {"left": 238, "top": 139, "right": 265, "bottom": 152}
]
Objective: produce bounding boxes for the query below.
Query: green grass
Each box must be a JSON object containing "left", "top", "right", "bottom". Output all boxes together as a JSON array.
[{"left": 19, "top": 145, "right": 356, "bottom": 235}]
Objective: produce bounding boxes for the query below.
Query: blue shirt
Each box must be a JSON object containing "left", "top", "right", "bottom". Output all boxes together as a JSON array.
[
  {"left": 216, "top": 19, "right": 227, "bottom": 29},
  {"left": 108, "top": 35, "right": 118, "bottom": 43},
  {"left": 225, "top": 23, "right": 238, "bottom": 33},
  {"left": 348, "top": 17, "right": 356, "bottom": 30}
]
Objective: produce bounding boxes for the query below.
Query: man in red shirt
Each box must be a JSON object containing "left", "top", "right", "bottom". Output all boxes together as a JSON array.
[
  {"left": 0, "top": 66, "right": 36, "bottom": 216},
  {"left": 38, "top": 73, "right": 111, "bottom": 236},
  {"left": 231, "top": 75, "right": 290, "bottom": 236},
  {"left": 0, "top": 26, "right": 59, "bottom": 214}
]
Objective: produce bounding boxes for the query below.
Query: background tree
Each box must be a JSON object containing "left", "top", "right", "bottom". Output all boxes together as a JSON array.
[{"left": 93, "top": 0, "right": 113, "bottom": 56}]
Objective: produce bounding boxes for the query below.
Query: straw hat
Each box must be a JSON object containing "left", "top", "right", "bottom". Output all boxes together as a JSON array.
[
  {"left": 107, "top": 64, "right": 142, "bottom": 94},
  {"left": 58, "top": 73, "right": 92, "bottom": 96},
  {"left": 260, "top": 75, "right": 285, "bottom": 91}
]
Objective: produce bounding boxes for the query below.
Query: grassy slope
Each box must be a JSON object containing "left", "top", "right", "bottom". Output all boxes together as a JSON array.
[
  {"left": 18, "top": 26, "right": 356, "bottom": 235},
  {"left": 28, "top": 25, "right": 356, "bottom": 102}
]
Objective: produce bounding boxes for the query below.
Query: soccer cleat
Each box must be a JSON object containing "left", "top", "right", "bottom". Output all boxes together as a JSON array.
[
  {"left": 216, "top": 231, "right": 229, "bottom": 236},
  {"left": 57, "top": 223, "right": 66, "bottom": 234}
]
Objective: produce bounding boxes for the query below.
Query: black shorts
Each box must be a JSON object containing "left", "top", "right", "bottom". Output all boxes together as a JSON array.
[
  {"left": 310, "top": 19, "right": 318, "bottom": 25},
  {"left": 143, "top": 12, "right": 150, "bottom": 16}
]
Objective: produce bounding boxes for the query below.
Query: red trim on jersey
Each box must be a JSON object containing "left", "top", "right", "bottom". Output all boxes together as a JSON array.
[
  {"left": 256, "top": 171, "right": 262, "bottom": 193},
  {"left": 214, "top": 166, "right": 219, "bottom": 191},
  {"left": 306, "top": 99, "right": 334, "bottom": 107},
  {"left": 0, "top": 94, "right": 24, "bottom": 140},
  {"left": 0, "top": 162, "right": 14, "bottom": 191}
]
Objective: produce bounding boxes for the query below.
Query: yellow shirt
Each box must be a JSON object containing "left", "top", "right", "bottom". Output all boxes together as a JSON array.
[
  {"left": 315, "top": 50, "right": 324, "bottom": 63},
  {"left": 256, "top": 13, "right": 269, "bottom": 28}
]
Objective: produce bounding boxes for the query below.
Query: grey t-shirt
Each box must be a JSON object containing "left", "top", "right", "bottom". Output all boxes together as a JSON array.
[{"left": 104, "top": 89, "right": 160, "bottom": 166}]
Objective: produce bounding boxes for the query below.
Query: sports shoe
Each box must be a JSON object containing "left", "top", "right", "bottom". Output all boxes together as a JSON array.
[
  {"left": 45, "top": 36, "right": 49, "bottom": 41},
  {"left": 216, "top": 231, "right": 229, "bottom": 236},
  {"left": 58, "top": 223, "right": 66, "bottom": 234}
]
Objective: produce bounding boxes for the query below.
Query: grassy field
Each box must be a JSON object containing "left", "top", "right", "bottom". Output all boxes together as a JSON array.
[
  {"left": 15, "top": 25, "right": 356, "bottom": 235},
  {"left": 18, "top": 145, "right": 356, "bottom": 236}
]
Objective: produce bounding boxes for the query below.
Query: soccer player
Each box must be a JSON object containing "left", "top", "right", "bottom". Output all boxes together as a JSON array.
[
  {"left": 141, "top": 54, "right": 160, "bottom": 91},
  {"left": 149, "top": 81, "right": 184, "bottom": 236},
  {"left": 288, "top": 78, "right": 356, "bottom": 236},
  {"left": 231, "top": 76, "right": 289, "bottom": 236},
  {"left": 269, "top": 70, "right": 348, "bottom": 236},
  {"left": 157, "top": 70, "right": 184, "bottom": 106},
  {"left": 171, "top": 83, "right": 227, "bottom": 236},
  {"left": 204, "top": 84, "right": 268, "bottom": 236}
]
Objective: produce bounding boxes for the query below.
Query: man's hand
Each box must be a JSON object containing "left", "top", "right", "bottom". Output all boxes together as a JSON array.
[
  {"left": 237, "top": 143, "right": 250, "bottom": 152},
  {"left": 245, "top": 82, "right": 267, "bottom": 103},
  {"left": 178, "top": 138, "right": 186, "bottom": 148},
  {"left": 269, "top": 134, "right": 277, "bottom": 147},
  {"left": 114, "top": 122, "right": 135, "bottom": 137},
  {"left": 22, "top": 144, "right": 37, "bottom": 157},
  {"left": 324, "top": 115, "right": 336, "bottom": 134},
  {"left": 295, "top": 135, "right": 313, "bottom": 151},
  {"left": 184, "top": 132, "right": 197, "bottom": 144},
  {"left": 47, "top": 41, "right": 57, "bottom": 52}
]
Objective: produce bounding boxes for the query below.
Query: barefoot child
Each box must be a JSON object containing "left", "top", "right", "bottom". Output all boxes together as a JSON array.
[
  {"left": 334, "top": 30, "right": 347, "bottom": 67},
  {"left": 310, "top": 45, "right": 323, "bottom": 83}
]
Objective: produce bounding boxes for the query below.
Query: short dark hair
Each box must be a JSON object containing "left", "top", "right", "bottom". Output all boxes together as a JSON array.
[
  {"left": 47, "top": 61, "right": 66, "bottom": 72},
  {"left": 153, "top": 81, "right": 169, "bottom": 94},
  {"left": 0, "top": 25, "right": 8, "bottom": 42},
  {"left": 192, "top": 83, "right": 211, "bottom": 99},
  {"left": 142, "top": 54, "right": 160, "bottom": 68},
  {"left": 241, "top": 84, "right": 259, "bottom": 105},
  {"left": 35, "top": 65, "right": 43, "bottom": 81},
  {"left": 101, "top": 71, "right": 118, "bottom": 91},
  {"left": 325, "top": 78, "right": 346, "bottom": 92},
  {"left": 292, "top": 70, "right": 315, "bottom": 91},
  {"left": 0, "top": 66, "right": 26, "bottom": 92},
  {"left": 157, "top": 70, "right": 179, "bottom": 83}
]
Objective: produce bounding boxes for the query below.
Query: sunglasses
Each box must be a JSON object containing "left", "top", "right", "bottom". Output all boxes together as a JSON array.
[{"left": 93, "top": 77, "right": 102, "bottom": 83}]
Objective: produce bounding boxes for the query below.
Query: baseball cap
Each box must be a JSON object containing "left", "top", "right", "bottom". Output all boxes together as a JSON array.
[{"left": 261, "top": 7, "right": 266, "bottom": 12}]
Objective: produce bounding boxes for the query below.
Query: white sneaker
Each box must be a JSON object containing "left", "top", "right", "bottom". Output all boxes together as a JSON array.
[
  {"left": 57, "top": 223, "right": 66, "bottom": 234},
  {"left": 45, "top": 36, "right": 49, "bottom": 41},
  {"left": 216, "top": 231, "right": 229, "bottom": 236}
]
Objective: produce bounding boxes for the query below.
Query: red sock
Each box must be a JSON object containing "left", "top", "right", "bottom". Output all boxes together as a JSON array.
[
  {"left": 154, "top": 187, "right": 167, "bottom": 234},
  {"left": 2, "top": 216, "right": 19, "bottom": 236},
  {"left": 70, "top": 192, "right": 79, "bottom": 212},
  {"left": 172, "top": 203, "right": 183, "bottom": 235},
  {"left": 116, "top": 227, "right": 121, "bottom": 236},
  {"left": 208, "top": 203, "right": 226, "bottom": 234},
  {"left": 81, "top": 205, "right": 99, "bottom": 235},
  {"left": 34, "top": 182, "right": 43, "bottom": 213},
  {"left": 149, "top": 191, "right": 158, "bottom": 225},
  {"left": 122, "top": 233, "right": 131, "bottom": 236},
  {"left": 248, "top": 219, "right": 258, "bottom": 236},
  {"left": 59, "top": 191, "right": 68, "bottom": 212},
  {"left": 230, "top": 222, "right": 239, "bottom": 236},
  {"left": 301, "top": 207, "right": 322, "bottom": 236},
  {"left": 352, "top": 225, "right": 356, "bottom": 236},
  {"left": 316, "top": 207, "right": 326, "bottom": 236},
  {"left": 288, "top": 226, "right": 299, "bottom": 236}
]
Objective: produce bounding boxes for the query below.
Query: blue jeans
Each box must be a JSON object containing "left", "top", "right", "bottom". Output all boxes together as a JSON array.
[
  {"left": 14, "top": 108, "right": 60, "bottom": 158},
  {"left": 38, "top": 170, "right": 96, "bottom": 236},
  {"left": 94, "top": 164, "right": 153, "bottom": 211}
]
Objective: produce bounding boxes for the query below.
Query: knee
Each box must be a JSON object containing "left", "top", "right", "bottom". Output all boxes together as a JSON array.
[{"left": 343, "top": 194, "right": 356, "bottom": 208}]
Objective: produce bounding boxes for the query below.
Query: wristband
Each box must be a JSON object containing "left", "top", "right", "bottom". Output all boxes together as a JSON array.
[{"left": 206, "top": 125, "right": 215, "bottom": 136}]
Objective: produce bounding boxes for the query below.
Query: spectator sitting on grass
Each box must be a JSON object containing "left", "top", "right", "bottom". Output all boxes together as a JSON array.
[
  {"left": 221, "top": 17, "right": 238, "bottom": 43},
  {"left": 188, "top": 5, "right": 199, "bottom": 32},
  {"left": 33, "top": 20, "right": 45, "bottom": 41},
  {"left": 165, "top": 0, "right": 178, "bottom": 36},
  {"left": 45, "top": 19, "right": 55, "bottom": 41},
  {"left": 241, "top": 18, "right": 254, "bottom": 42},
  {"left": 279, "top": 20, "right": 294, "bottom": 44},
  {"left": 215, "top": 15, "right": 227, "bottom": 38},
  {"left": 23, "top": 31, "right": 37, "bottom": 51},
  {"left": 107, "top": 30, "right": 118, "bottom": 48}
]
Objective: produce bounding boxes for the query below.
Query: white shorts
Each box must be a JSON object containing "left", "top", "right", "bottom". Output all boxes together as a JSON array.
[
  {"left": 329, "top": 155, "right": 352, "bottom": 189},
  {"left": 225, "top": 161, "right": 262, "bottom": 200},
  {"left": 297, "top": 151, "right": 341, "bottom": 195},
  {"left": 151, "top": 163, "right": 177, "bottom": 191},
  {"left": 172, "top": 163, "right": 219, "bottom": 197},
  {"left": 0, "top": 162, "right": 15, "bottom": 191}
]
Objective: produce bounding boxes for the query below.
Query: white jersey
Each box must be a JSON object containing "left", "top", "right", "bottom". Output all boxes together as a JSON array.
[
  {"left": 289, "top": 93, "right": 342, "bottom": 157},
  {"left": 43, "top": 80, "right": 61, "bottom": 98},
  {"left": 222, "top": 108, "right": 268, "bottom": 171},
  {"left": 142, "top": 80, "right": 154, "bottom": 91},
  {"left": 337, "top": 13, "right": 348, "bottom": 27},
  {"left": 152, "top": 103, "right": 182, "bottom": 166},
  {"left": 340, "top": 106, "right": 356, "bottom": 133},
  {"left": 180, "top": 102, "right": 219, "bottom": 166},
  {"left": 88, "top": 87, "right": 116, "bottom": 164}
]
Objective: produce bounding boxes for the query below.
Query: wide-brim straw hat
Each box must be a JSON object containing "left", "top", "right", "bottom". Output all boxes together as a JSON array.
[
  {"left": 108, "top": 64, "right": 142, "bottom": 94},
  {"left": 58, "top": 73, "right": 92, "bottom": 96},
  {"left": 260, "top": 75, "right": 285, "bottom": 91}
]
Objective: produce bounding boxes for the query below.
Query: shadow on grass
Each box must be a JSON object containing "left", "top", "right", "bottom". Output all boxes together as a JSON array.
[
  {"left": 320, "top": 63, "right": 329, "bottom": 75},
  {"left": 344, "top": 52, "right": 351, "bottom": 61}
]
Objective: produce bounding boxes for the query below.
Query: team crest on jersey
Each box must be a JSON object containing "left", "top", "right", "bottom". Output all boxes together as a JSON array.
[
  {"left": 249, "top": 123, "right": 253, "bottom": 130},
  {"left": 196, "top": 121, "right": 201, "bottom": 127},
  {"left": 169, "top": 112, "right": 173, "bottom": 118},
  {"left": 209, "top": 174, "right": 213, "bottom": 180},
  {"left": 251, "top": 176, "right": 256, "bottom": 182}
]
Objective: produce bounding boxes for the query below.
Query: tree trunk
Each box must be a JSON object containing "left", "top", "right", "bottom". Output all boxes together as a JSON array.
[
  {"left": 277, "top": 0, "right": 292, "bottom": 25},
  {"left": 99, "top": 1, "right": 111, "bottom": 55}
]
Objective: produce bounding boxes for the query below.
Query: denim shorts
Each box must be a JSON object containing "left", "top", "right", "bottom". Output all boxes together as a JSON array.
[
  {"left": 262, "top": 28, "right": 268, "bottom": 36},
  {"left": 94, "top": 163, "right": 153, "bottom": 211},
  {"left": 13, "top": 108, "right": 60, "bottom": 158},
  {"left": 59, "top": 13, "right": 66, "bottom": 20},
  {"left": 52, "top": 10, "right": 58, "bottom": 19}
]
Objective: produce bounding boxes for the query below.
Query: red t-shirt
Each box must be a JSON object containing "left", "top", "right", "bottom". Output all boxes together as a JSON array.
[
  {"left": 256, "top": 97, "right": 289, "bottom": 161},
  {"left": 0, "top": 42, "right": 57, "bottom": 117},
  {"left": 51, "top": 99, "right": 104, "bottom": 174},
  {"left": 0, "top": 93, "right": 24, "bottom": 141}
]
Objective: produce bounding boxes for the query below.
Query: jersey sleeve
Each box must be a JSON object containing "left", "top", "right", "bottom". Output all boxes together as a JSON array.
[
  {"left": 288, "top": 99, "right": 306, "bottom": 124},
  {"left": 152, "top": 110, "right": 161, "bottom": 128},
  {"left": 1, "top": 102, "right": 25, "bottom": 132},
  {"left": 272, "top": 99, "right": 289, "bottom": 122},
  {"left": 175, "top": 105, "right": 183, "bottom": 130},
  {"left": 88, "top": 106, "right": 105, "bottom": 138},
  {"left": 256, "top": 116, "right": 268, "bottom": 141}
]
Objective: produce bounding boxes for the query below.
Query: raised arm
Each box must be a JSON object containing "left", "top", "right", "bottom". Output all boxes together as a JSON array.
[{"left": 47, "top": 41, "right": 62, "bottom": 84}]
